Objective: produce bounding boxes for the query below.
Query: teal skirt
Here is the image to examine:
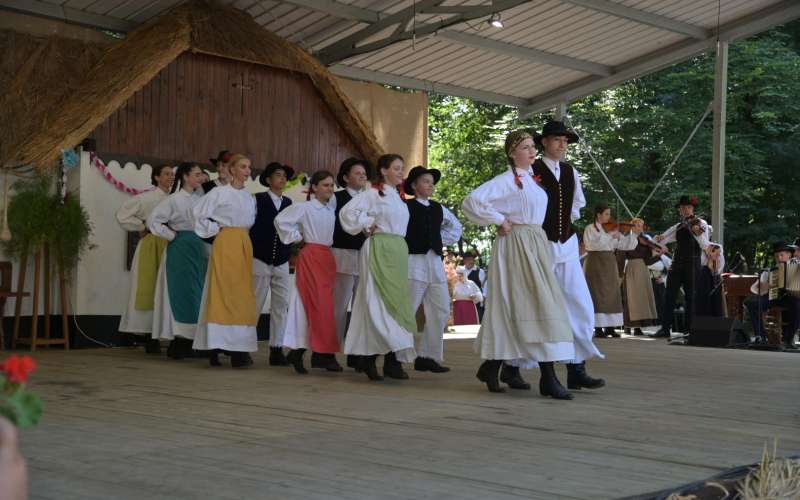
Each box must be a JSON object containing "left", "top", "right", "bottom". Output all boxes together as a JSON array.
[{"left": 166, "top": 231, "right": 208, "bottom": 324}]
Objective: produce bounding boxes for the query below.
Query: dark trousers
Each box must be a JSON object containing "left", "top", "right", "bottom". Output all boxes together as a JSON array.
[
  {"left": 662, "top": 263, "right": 699, "bottom": 332},
  {"left": 744, "top": 294, "right": 800, "bottom": 342},
  {"left": 652, "top": 279, "right": 666, "bottom": 325}
]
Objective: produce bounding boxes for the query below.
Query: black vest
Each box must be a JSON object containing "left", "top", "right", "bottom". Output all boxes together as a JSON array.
[
  {"left": 467, "top": 268, "right": 482, "bottom": 289},
  {"left": 332, "top": 190, "right": 367, "bottom": 250},
  {"left": 532, "top": 159, "right": 576, "bottom": 243},
  {"left": 673, "top": 223, "right": 702, "bottom": 268},
  {"left": 405, "top": 199, "right": 444, "bottom": 256},
  {"left": 250, "top": 192, "right": 292, "bottom": 266}
]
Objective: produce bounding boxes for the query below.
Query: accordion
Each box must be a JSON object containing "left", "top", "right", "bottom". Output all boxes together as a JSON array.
[{"left": 768, "top": 260, "right": 800, "bottom": 300}]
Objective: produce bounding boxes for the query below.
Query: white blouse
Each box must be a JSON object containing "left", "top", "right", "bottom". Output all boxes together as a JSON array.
[
  {"left": 461, "top": 167, "right": 548, "bottom": 227},
  {"left": 116, "top": 188, "right": 168, "bottom": 232},
  {"left": 192, "top": 184, "right": 256, "bottom": 239},
  {"left": 453, "top": 280, "right": 483, "bottom": 303},
  {"left": 146, "top": 189, "right": 203, "bottom": 241},
  {"left": 583, "top": 223, "right": 638, "bottom": 252},
  {"left": 339, "top": 185, "right": 409, "bottom": 237},
  {"left": 274, "top": 198, "right": 336, "bottom": 246}
]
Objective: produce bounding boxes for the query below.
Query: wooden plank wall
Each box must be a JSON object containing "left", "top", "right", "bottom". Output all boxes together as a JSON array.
[{"left": 91, "top": 52, "right": 363, "bottom": 172}]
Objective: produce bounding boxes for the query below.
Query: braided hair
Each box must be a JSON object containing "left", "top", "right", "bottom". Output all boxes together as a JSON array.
[{"left": 171, "top": 162, "right": 200, "bottom": 193}]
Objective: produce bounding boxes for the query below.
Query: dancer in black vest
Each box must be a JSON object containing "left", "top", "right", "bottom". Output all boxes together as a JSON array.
[
  {"left": 250, "top": 163, "right": 294, "bottom": 365},
  {"left": 331, "top": 158, "right": 372, "bottom": 370},
  {"left": 651, "top": 195, "right": 711, "bottom": 338},
  {"left": 531, "top": 121, "right": 605, "bottom": 391},
  {"left": 404, "top": 166, "right": 462, "bottom": 373}
]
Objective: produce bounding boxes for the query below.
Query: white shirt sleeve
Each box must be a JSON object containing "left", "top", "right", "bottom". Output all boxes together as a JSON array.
[
  {"left": 146, "top": 198, "right": 176, "bottom": 242},
  {"left": 658, "top": 223, "right": 680, "bottom": 245},
  {"left": 571, "top": 171, "right": 586, "bottom": 222},
  {"left": 274, "top": 203, "right": 305, "bottom": 245},
  {"left": 339, "top": 191, "right": 376, "bottom": 236},
  {"left": 469, "top": 281, "right": 483, "bottom": 304},
  {"left": 116, "top": 195, "right": 146, "bottom": 232},
  {"left": 462, "top": 179, "right": 506, "bottom": 227},
  {"left": 692, "top": 221, "right": 711, "bottom": 250},
  {"left": 440, "top": 205, "right": 463, "bottom": 246},
  {"left": 192, "top": 191, "right": 221, "bottom": 239},
  {"left": 617, "top": 231, "right": 639, "bottom": 251}
]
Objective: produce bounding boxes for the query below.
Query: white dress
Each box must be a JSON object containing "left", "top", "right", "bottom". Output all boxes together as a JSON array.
[
  {"left": 274, "top": 198, "right": 336, "bottom": 350},
  {"left": 339, "top": 185, "right": 416, "bottom": 363},
  {"left": 582, "top": 224, "right": 638, "bottom": 327},
  {"left": 117, "top": 188, "right": 168, "bottom": 334},
  {"left": 191, "top": 185, "right": 258, "bottom": 352},
  {"left": 147, "top": 189, "right": 205, "bottom": 340},
  {"left": 331, "top": 187, "right": 365, "bottom": 344}
]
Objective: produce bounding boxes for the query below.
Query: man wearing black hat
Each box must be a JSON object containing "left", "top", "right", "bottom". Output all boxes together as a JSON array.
[
  {"left": 745, "top": 241, "right": 799, "bottom": 349},
  {"left": 651, "top": 195, "right": 711, "bottom": 338},
  {"left": 404, "top": 166, "right": 462, "bottom": 373},
  {"left": 532, "top": 121, "right": 605, "bottom": 391},
  {"left": 250, "top": 162, "right": 295, "bottom": 365},
  {"left": 460, "top": 251, "right": 486, "bottom": 320},
  {"left": 203, "top": 150, "right": 233, "bottom": 193}
]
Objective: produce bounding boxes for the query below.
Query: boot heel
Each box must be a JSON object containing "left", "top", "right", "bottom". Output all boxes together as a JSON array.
[{"left": 476, "top": 360, "right": 505, "bottom": 393}]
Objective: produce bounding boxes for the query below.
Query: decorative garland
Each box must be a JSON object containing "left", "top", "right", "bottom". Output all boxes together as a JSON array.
[{"left": 90, "top": 152, "right": 153, "bottom": 195}]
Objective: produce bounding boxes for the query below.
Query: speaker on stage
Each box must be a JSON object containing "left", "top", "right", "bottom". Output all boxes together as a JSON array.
[{"left": 688, "top": 316, "right": 747, "bottom": 347}]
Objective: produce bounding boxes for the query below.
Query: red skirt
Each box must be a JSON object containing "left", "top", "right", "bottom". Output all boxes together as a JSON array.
[
  {"left": 296, "top": 243, "right": 339, "bottom": 353},
  {"left": 453, "top": 300, "right": 479, "bottom": 325}
]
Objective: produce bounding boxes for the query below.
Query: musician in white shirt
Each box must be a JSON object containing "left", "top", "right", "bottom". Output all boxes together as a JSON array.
[{"left": 744, "top": 241, "right": 799, "bottom": 348}]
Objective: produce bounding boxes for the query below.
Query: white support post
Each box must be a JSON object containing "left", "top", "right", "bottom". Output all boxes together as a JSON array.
[{"left": 711, "top": 41, "right": 728, "bottom": 244}]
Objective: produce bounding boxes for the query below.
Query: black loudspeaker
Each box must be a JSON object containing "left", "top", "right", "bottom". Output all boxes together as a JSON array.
[{"left": 689, "top": 316, "right": 747, "bottom": 347}]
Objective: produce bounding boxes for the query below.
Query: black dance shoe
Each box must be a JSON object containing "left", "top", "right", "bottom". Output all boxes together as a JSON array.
[
  {"left": 566, "top": 362, "right": 606, "bottom": 390},
  {"left": 383, "top": 352, "right": 409, "bottom": 380},
  {"left": 145, "top": 338, "right": 161, "bottom": 354},
  {"left": 311, "top": 352, "right": 344, "bottom": 372},
  {"left": 500, "top": 364, "right": 531, "bottom": 390},
  {"left": 604, "top": 327, "right": 620, "bottom": 338},
  {"left": 209, "top": 349, "right": 222, "bottom": 367},
  {"left": 347, "top": 355, "right": 363, "bottom": 372},
  {"left": 231, "top": 352, "right": 254, "bottom": 369},
  {"left": 286, "top": 349, "right": 308, "bottom": 374},
  {"left": 476, "top": 360, "right": 505, "bottom": 393},
  {"left": 414, "top": 357, "right": 451, "bottom": 373},
  {"left": 269, "top": 346, "right": 289, "bottom": 366},
  {"left": 633, "top": 328, "right": 644, "bottom": 336},
  {"left": 538, "top": 362, "right": 573, "bottom": 400},
  {"left": 650, "top": 328, "right": 671, "bottom": 338},
  {"left": 594, "top": 327, "right": 605, "bottom": 338},
  {"left": 359, "top": 355, "right": 383, "bottom": 381}
]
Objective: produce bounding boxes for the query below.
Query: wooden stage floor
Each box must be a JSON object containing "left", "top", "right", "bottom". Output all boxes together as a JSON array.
[{"left": 18, "top": 334, "right": 800, "bottom": 499}]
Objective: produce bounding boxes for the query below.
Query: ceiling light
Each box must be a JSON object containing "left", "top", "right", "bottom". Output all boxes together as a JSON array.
[{"left": 488, "top": 12, "right": 503, "bottom": 28}]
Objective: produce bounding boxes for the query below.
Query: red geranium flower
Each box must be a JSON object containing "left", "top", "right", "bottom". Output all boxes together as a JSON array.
[
  {"left": 1, "top": 355, "right": 37, "bottom": 384},
  {"left": 532, "top": 174, "right": 542, "bottom": 185}
]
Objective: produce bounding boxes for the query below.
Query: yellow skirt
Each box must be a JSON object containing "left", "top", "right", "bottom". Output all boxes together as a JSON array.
[
  {"left": 205, "top": 227, "right": 258, "bottom": 326},
  {"left": 135, "top": 234, "right": 169, "bottom": 311}
]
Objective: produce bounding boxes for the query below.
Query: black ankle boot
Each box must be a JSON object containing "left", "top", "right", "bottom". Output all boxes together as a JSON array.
[
  {"left": 650, "top": 327, "right": 671, "bottom": 338},
  {"left": 414, "top": 357, "right": 450, "bottom": 373},
  {"left": 500, "top": 363, "right": 531, "bottom": 390},
  {"left": 359, "top": 355, "right": 383, "bottom": 381},
  {"left": 269, "top": 346, "right": 289, "bottom": 366},
  {"left": 566, "top": 362, "right": 605, "bottom": 390},
  {"left": 230, "top": 351, "right": 253, "bottom": 368},
  {"left": 538, "top": 362, "right": 573, "bottom": 400},
  {"left": 476, "top": 360, "right": 505, "bottom": 393},
  {"left": 167, "top": 339, "right": 179, "bottom": 359},
  {"left": 383, "top": 352, "right": 409, "bottom": 379},
  {"left": 286, "top": 349, "right": 308, "bottom": 374},
  {"left": 145, "top": 338, "right": 161, "bottom": 354},
  {"left": 633, "top": 327, "right": 644, "bottom": 336},
  {"left": 209, "top": 349, "right": 222, "bottom": 367},
  {"left": 594, "top": 327, "right": 605, "bottom": 338},
  {"left": 311, "top": 352, "right": 343, "bottom": 372},
  {"left": 347, "top": 354, "right": 363, "bottom": 372},
  {"left": 604, "top": 327, "right": 620, "bottom": 338}
]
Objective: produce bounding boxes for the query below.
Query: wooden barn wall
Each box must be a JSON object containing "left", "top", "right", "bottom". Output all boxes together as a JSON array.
[{"left": 91, "top": 52, "right": 362, "bottom": 172}]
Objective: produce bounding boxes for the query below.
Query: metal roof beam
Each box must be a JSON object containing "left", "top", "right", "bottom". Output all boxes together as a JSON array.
[
  {"left": 280, "top": 0, "right": 379, "bottom": 23},
  {"left": 329, "top": 64, "right": 529, "bottom": 106},
  {"left": 437, "top": 30, "right": 613, "bottom": 76},
  {"left": 0, "top": 0, "right": 137, "bottom": 32},
  {"left": 317, "top": 0, "right": 529, "bottom": 64},
  {"left": 520, "top": 0, "right": 800, "bottom": 116},
  {"left": 560, "top": 0, "right": 708, "bottom": 39}
]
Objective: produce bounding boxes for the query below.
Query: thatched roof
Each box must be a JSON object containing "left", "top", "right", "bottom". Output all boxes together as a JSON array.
[{"left": 0, "top": 0, "right": 383, "bottom": 170}]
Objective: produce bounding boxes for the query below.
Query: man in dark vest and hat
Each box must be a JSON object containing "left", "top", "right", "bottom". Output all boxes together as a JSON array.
[
  {"left": 651, "top": 195, "right": 711, "bottom": 338},
  {"left": 532, "top": 120, "right": 605, "bottom": 391},
  {"left": 745, "top": 241, "right": 799, "bottom": 349}
]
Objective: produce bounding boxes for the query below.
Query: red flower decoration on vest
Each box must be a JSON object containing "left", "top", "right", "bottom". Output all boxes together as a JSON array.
[
  {"left": 532, "top": 174, "right": 542, "bottom": 185},
  {"left": 0, "top": 355, "right": 37, "bottom": 384}
]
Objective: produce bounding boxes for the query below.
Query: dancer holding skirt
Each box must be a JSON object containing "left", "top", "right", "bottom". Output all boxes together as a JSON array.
[
  {"left": 462, "top": 130, "right": 576, "bottom": 399},
  {"left": 192, "top": 154, "right": 258, "bottom": 368},
  {"left": 339, "top": 154, "right": 417, "bottom": 381},
  {"left": 148, "top": 162, "right": 207, "bottom": 359},
  {"left": 275, "top": 170, "right": 341, "bottom": 374},
  {"left": 452, "top": 268, "right": 482, "bottom": 325}
]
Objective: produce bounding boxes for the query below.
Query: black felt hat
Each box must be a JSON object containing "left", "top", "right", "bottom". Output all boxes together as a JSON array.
[
  {"left": 772, "top": 241, "right": 797, "bottom": 255},
  {"left": 403, "top": 166, "right": 441, "bottom": 196},
  {"left": 534, "top": 121, "right": 578, "bottom": 147},
  {"left": 336, "top": 158, "right": 373, "bottom": 188},
  {"left": 675, "top": 195, "right": 699, "bottom": 208},
  {"left": 210, "top": 150, "right": 232, "bottom": 166},
  {"left": 258, "top": 162, "right": 295, "bottom": 187}
]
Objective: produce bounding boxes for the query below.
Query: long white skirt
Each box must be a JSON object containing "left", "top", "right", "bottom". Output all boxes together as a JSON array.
[
  {"left": 192, "top": 272, "right": 258, "bottom": 353},
  {"left": 343, "top": 240, "right": 416, "bottom": 363},
  {"left": 152, "top": 254, "right": 198, "bottom": 340},
  {"left": 118, "top": 242, "right": 152, "bottom": 335},
  {"left": 552, "top": 255, "right": 605, "bottom": 363}
]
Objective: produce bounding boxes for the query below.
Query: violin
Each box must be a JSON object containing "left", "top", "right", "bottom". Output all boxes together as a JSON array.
[
  {"left": 602, "top": 217, "right": 635, "bottom": 234},
  {"left": 638, "top": 233, "right": 667, "bottom": 254}
]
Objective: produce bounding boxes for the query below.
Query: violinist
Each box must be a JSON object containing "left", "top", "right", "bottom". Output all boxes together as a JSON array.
[
  {"left": 583, "top": 204, "right": 639, "bottom": 337},
  {"left": 651, "top": 195, "right": 711, "bottom": 339},
  {"left": 620, "top": 218, "right": 663, "bottom": 335}
]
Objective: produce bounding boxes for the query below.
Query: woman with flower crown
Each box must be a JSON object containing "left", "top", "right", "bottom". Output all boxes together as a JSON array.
[{"left": 462, "top": 130, "right": 576, "bottom": 400}]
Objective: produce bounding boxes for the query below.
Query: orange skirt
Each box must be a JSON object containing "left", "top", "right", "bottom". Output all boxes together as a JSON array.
[{"left": 296, "top": 243, "right": 339, "bottom": 353}]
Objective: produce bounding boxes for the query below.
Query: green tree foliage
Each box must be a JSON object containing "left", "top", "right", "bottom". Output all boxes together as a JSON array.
[{"left": 429, "top": 22, "right": 800, "bottom": 267}]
